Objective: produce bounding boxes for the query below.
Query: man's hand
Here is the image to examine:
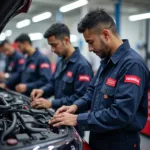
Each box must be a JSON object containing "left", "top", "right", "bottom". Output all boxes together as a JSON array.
[
  {"left": 31, "top": 89, "right": 44, "bottom": 100},
  {"left": 49, "top": 112, "right": 78, "bottom": 127},
  {"left": 31, "top": 98, "right": 52, "bottom": 109},
  {"left": 55, "top": 105, "right": 78, "bottom": 115},
  {"left": 15, "top": 84, "right": 27, "bottom": 93},
  {"left": 0, "top": 72, "right": 5, "bottom": 81},
  {"left": 0, "top": 83, "right": 6, "bottom": 89}
]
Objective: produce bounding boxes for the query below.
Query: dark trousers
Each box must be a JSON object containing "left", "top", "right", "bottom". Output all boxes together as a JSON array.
[
  {"left": 75, "top": 126, "right": 84, "bottom": 138},
  {"left": 89, "top": 130, "right": 140, "bottom": 150}
]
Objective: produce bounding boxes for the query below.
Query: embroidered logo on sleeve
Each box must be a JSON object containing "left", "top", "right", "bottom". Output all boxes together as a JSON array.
[
  {"left": 106, "top": 78, "right": 116, "bottom": 87},
  {"left": 29, "top": 64, "right": 36, "bottom": 70},
  {"left": 40, "top": 63, "right": 50, "bottom": 69},
  {"left": 66, "top": 71, "right": 73, "bottom": 77},
  {"left": 18, "top": 59, "right": 25, "bottom": 64},
  {"left": 124, "top": 75, "right": 140, "bottom": 86},
  {"left": 78, "top": 75, "right": 90, "bottom": 82}
]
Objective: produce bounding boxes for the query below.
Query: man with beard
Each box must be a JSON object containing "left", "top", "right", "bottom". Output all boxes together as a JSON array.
[
  {"left": 0, "top": 39, "right": 24, "bottom": 90},
  {"left": 15, "top": 34, "right": 52, "bottom": 97},
  {"left": 49, "top": 9, "right": 149, "bottom": 150}
]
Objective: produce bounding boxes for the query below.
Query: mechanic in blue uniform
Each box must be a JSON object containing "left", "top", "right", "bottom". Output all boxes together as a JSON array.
[
  {"left": 0, "top": 40, "right": 25, "bottom": 90},
  {"left": 14, "top": 34, "right": 52, "bottom": 97},
  {"left": 30, "top": 23, "right": 93, "bottom": 110},
  {"left": 49, "top": 9, "right": 150, "bottom": 150},
  {"left": 30, "top": 23, "right": 93, "bottom": 137}
]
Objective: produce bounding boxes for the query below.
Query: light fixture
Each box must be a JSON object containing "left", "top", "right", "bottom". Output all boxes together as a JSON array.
[
  {"left": 0, "top": 33, "right": 6, "bottom": 41},
  {"left": 28, "top": 33, "right": 43, "bottom": 41},
  {"left": 59, "top": 0, "right": 88, "bottom": 13},
  {"left": 129, "top": 12, "right": 150, "bottom": 21},
  {"left": 71, "top": 35, "right": 78, "bottom": 43},
  {"left": 33, "top": 146, "right": 40, "bottom": 150},
  {"left": 5, "top": 30, "right": 12, "bottom": 37},
  {"left": 48, "top": 146, "right": 54, "bottom": 150},
  {"left": 32, "top": 12, "right": 52, "bottom": 23},
  {"left": 16, "top": 19, "right": 31, "bottom": 28}
]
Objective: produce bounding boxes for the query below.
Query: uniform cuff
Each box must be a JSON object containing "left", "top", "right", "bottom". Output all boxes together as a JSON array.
[
  {"left": 74, "top": 99, "right": 86, "bottom": 112},
  {"left": 52, "top": 99, "right": 61, "bottom": 109},
  {"left": 41, "top": 86, "right": 51, "bottom": 98},
  {"left": 26, "top": 83, "right": 34, "bottom": 91},
  {"left": 41, "top": 86, "right": 47, "bottom": 93},
  {"left": 5, "top": 80, "right": 9, "bottom": 87},
  {"left": 77, "top": 112, "right": 90, "bottom": 131}
]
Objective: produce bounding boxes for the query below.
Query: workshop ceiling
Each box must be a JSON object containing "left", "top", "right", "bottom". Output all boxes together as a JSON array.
[{"left": 3, "top": 0, "right": 150, "bottom": 41}]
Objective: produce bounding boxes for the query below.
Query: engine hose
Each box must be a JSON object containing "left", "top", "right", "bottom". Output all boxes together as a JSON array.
[
  {"left": 25, "top": 124, "right": 47, "bottom": 133},
  {"left": 35, "top": 114, "right": 47, "bottom": 121},
  {"left": 0, "top": 96, "right": 8, "bottom": 105},
  {"left": 0, "top": 121, "right": 7, "bottom": 144},
  {"left": 0, "top": 113, "right": 17, "bottom": 145},
  {"left": 1, "top": 109, "right": 32, "bottom": 115},
  {"left": 16, "top": 112, "right": 47, "bottom": 133},
  {"left": 0, "top": 96, "right": 11, "bottom": 110}
]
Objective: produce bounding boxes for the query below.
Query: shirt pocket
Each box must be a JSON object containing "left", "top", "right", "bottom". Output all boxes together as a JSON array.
[
  {"left": 100, "top": 85, "right": 115, "bottom": 108},
  {"left": 62, "top": 76, "right": 74, "bottom": 95}
]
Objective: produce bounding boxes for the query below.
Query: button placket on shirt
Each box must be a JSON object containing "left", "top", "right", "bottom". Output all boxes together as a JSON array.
[{"left": 93, "top": 84, "right": 104, "bottom": 110}]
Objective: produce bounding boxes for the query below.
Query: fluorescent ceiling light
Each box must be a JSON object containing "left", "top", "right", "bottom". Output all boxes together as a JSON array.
[
  {"left": 32, "top": 12, "right": 52, "bottom": 23},
  {"left": 33, "top": 146, "right": 40, "bottom": 150},
  {"left": 29, "top": 33, "right": 43, "bottom": 41},
  {"left": 129, "top": 12, "right": 150, "bottom": 21},
  {"left": 71, "top": 35, "right": 78, "bottom": 43},
  {"left": 60, "top": 0, "right": 88, "bottom": 13},
  {"left": 0, "top": 33, "right": 6, "bottom": 41},
  {"left": 5, "top": 30, "right": 12, "bottom": 37},
  {"left": 16, "top": 19, "right": 31, "bottom": 28},
  {"left": 48, "top": 146, "right": 54, "bottom": 150}
]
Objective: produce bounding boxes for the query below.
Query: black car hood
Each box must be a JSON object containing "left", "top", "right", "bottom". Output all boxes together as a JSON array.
[{"left": 0, "top": 0, "right": 32, "bottom": 33}]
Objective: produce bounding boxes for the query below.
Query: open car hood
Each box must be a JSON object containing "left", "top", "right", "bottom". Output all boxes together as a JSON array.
[{"left": 0, "top": 0, "right": 32, "bottom": 33}]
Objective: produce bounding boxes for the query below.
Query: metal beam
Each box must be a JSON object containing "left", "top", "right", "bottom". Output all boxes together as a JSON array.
[{"left": 115, "top": 0, "right": 121, "bottom": 35}]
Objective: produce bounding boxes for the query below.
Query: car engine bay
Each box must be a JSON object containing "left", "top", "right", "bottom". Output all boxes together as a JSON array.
[{"left": 0, "top": 88, "right": 70, "bottom": 150}]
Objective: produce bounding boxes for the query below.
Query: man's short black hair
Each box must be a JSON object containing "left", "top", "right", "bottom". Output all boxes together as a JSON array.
[
  {"left": 78, "top": 9, "right": 117, "bottom": 34},
  {"left": 44, "top": 23, "right": 70, "bottom": 39},
  {"left": 15, "top": 33, "right": 32, "bottom": 45},
  {"left": 0, "top": 39, "right": 10, "bottom": 47}
]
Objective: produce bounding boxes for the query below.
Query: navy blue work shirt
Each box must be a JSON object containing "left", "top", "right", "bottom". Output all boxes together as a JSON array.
[
  {"left": 5, "top": 51, "right": 25, "bottom": 90},
  {"left": 42, "top": 47, "right": 93, "bottom": 109},
  {"left": 20, "top": 48, "right": 52, "bottom": 96},
  {"left": 74, "top": 40, "right": 149, "bottom": 133}
]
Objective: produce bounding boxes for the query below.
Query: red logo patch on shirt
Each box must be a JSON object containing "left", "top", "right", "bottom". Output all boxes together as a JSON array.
[
  {"left": 18, "top": 59, "right": 25, "bottom": 64},
  {"left": 106, "top": 78, "right": 117, "bottom": 87},
  {"left": 134, "top": 144, "right": 137, "bottom": 148},
  {"left": 66, "top": 71, "right": 73, "bottom": 77},
  {"left": 124, "top": 75, "right": 140, "bottom": 86},
  {"left": 40, "top": 63, "right": 50, "bottom": 69},
  {"left": 78, "top": 75, "right": 90, "bottom": 82},
  {"left": 29, "top": 64, "right": 36, "bottom": 70}
]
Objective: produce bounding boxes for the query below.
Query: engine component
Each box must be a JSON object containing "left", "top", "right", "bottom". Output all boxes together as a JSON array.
[{"left": 0, "top": 88, "right": 69, "bottom": 150}]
